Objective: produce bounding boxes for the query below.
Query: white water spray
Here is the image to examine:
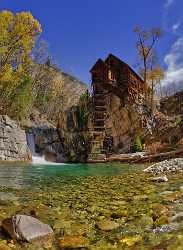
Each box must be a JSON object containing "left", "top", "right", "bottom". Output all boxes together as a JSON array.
[{"left": 26, "top": 132, "right": 62, "bottom": 165}]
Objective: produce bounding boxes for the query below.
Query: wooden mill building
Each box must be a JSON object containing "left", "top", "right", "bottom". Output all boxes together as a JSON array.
[{"left": 88, "top": 54, "right": 148, "bottom": 162}]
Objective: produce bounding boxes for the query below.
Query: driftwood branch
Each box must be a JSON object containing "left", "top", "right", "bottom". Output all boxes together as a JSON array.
[{"left": 107, "top": 148, "right": 183, "bottom": 164}]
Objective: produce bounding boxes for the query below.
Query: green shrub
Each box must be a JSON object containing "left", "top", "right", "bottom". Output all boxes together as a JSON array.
[
  {"left": 79, "top": 91, "right": 89, "bottom": 102},
  {"left": 175, "top": 115, "right": 182, "bottom": 125},
  {"left": 9, "top": 75, "right": 32, "bottom": 120},
  {"left": 133, "top": 135, "right": 142, "bottom": 152},
  {"left": 78, "top": 106, "right": 89, "bottom": 129},
  {"left": 78, "top": 91, "right": 89, "bottom": 129}
]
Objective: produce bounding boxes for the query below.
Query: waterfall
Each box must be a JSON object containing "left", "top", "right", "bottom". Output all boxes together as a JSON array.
[
  {"left": 26, "top": 132, "right": 53, "bottom": 165},
  {"left": 26, "top": 132, "right": 37, "bottom": 156}
]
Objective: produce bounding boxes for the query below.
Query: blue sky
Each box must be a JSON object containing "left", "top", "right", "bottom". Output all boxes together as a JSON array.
[{"left": 0, "top": 0, "right": 182, "bottom": 86}]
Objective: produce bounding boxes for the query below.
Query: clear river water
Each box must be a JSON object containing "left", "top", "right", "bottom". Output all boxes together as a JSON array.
[{"left": 1, "top": 162, "right": 183, "bottom": 249}]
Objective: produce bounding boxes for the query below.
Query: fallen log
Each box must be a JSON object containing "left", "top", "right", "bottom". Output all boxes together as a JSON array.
[{"left": 107, "top": 148, "right": 183, "bottom": 164}]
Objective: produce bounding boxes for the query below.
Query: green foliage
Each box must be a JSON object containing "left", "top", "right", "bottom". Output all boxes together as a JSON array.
[
  {"left": 0, "top": 10, "right": 41, "bottom": 115},
  {"left": 175, "top": 115, "right": 182, "bottom": 126},
  {"left": 133, "top": 135, "right": 142, "bottom": 152},
  {"left": 78, "top": 106, "right": 89, "bottom": 129},
  {"left": 78, "top": 91, "right": 89, "bottom": 129},
  {"left": 9, "top": 75, "right": 32, "bottom": 120},
  {"left": 79, "top": 91, "right": 89, "bottom": 102}
]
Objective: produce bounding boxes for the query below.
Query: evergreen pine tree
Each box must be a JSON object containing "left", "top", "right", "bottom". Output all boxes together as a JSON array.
[{"left": 133, "top": 135, "right": 142, "bottom": 152}]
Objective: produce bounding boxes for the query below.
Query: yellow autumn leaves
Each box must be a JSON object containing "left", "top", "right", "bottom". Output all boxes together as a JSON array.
[
  {"left": 0, "top": 10, "right": 42, "bottom": 114},
  {"left": 0, "top": 10, "right": 41, "bottom": 66}
]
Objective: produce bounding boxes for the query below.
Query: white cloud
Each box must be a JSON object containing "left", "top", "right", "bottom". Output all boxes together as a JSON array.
[
  {"left": 164, "top": 0, "right": 174, "bottom": 8},
  {"left": 172, "top": 21, "right": 181, "bottom": 33},
  {"left": 162, "top": 37, "right": 183, "bottom": 86}
]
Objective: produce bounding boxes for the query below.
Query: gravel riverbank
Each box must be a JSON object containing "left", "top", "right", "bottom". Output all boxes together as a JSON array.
[{"left": 144, "top": 158, "right": 183, "bottom": 174}]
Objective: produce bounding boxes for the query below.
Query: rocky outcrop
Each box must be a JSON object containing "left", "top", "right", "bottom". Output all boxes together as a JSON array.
[
  {"left": 28, "top": 66, "right": 88, "bottom": 162},
  {"left": 105, "top": 94, "right": 153, "bottom": 153},
  {"left": 105, "top": 93, "right": 183, "bottom": 154},
  {"left": 58, "top": 72, "right": 87, "bottom": 111},
  {"left": 28, "top": 126, "right": 67, "bottom": 162},
  {"left": 160, "top": 91, "right": 183, "bottom": 116},
  {"left": 32, "top": 64, "right": 87, "bottom": 125},
  {"left": 58, "top": 106, "right": 89, "bottom": 162},
  {"left": 0, "top": 115, "right": 31, "bottom": 162},
  {"left": 142, "top": 111, "right": 183, "bottom": 148},
  {"left": 29, "top": 108, "right": 89, "bottom": 163}
]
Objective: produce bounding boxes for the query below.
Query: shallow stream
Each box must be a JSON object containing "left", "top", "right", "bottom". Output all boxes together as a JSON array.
[{"left": 0, "top": 163, "right": 183, "bottom": 249}]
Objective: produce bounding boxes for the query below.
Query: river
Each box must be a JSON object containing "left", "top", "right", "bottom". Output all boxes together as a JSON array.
[{"left": 0, "top": 162, "right": 183, "bottom": 249}]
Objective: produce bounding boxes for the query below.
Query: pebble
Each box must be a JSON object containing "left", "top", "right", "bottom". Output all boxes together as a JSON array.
[{"left": 144, "top": 158, "right": 183, "bottom": 174}]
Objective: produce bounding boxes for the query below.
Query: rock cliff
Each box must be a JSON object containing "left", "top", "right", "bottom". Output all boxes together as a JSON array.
[
  {"left": 160, "top": 91, "right": 183, "bottom": 116},
  {"left": 25, "top": 69, "right": 88, "bottom": 163},
  {"left": 58, "top": 72, "right": 87, "bottom": 111},
  {"left": 0, "top": 115, "right": 31, "bottom": 162},
  {"left": 32, "top": 64, "right": 87, "bottom": 124},
  {"left": 104, "top": 94, "right": 153, "bottom": 153},
  {"left": 58, "top": 106, "right": 89, "bottom": 162},
  {"left": 28, "top": 126, "right": 68, "bottom": 162}
]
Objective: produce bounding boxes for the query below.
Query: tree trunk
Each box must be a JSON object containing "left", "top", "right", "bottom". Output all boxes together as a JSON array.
[{"left": 151, "top": 79, "right": 154, "bottom": 115}]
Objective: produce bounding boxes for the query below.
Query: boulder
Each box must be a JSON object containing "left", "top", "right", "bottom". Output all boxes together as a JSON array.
[
  {"left": 2, "top": 215, "right": 53, "bottom": 242},
  {"left": 0, "top": 115, "right": 31, "bottom": 162}
]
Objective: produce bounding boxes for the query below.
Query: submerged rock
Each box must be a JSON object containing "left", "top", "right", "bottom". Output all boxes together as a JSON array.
[
  {"left": 59, "top": 235, "right": 88, "bottom": 249},
  {"left": 171, "top": 212, "right": 183, "bottom": 223},
  {"left": 0, "top": 192, "right": 17, "bottom": 201},
  {"left": 0, "top": 242, "right": 11, "bottom": 250},
  {"left": 151, "top": 175, "right": 168, "bottom": 182},
  {"left": 120, "top": 235, "right": 142, "bottom": 247},
  {"left": 153, "top": 223, "right": 180, "bottom": 233},
  {"left": 96, "top": 219, "right": 120, "bottom": 231},
  {"left": 2, "top": 215, "right": 53, "bottom": 242}
]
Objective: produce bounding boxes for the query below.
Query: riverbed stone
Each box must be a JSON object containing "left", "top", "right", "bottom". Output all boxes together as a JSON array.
[
  {"left": 154, "top": 215, "right": 170, "bottom": 226},
  {"left": 151, "top": 175, "right": 168, "bottom": 182},
  {"left": 171, "top": 212, "right": 183, "bottom": 223},
  {"left": 59, "top": 235, "right": 88, "bottom": 249},
  {"left": 0, "top": 242, "right": 11, "bottom": 250},
  {"left": 120, "top": 235, "right": 142, "bottom": 246},
  {"left": 96, "top": 219, "right": 120, "bottom": 231},
  {"left": 2, "top": 215, "right": 53, "bottom": 242},
  {"left": 0, "top": 192, "right": 17, "bottom": 201}
]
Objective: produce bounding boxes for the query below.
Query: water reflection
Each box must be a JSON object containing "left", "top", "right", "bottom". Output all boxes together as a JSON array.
[
  {"left": 0, "top": 165, "right": 25, "bottom": 188},
  {"left": 0, "top": 163, "right": 144, "bottom": 189}
]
